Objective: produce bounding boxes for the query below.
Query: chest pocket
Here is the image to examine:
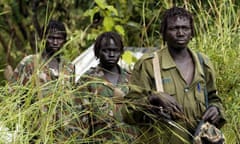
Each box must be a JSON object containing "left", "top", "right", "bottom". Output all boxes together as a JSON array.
[{"left": 162, "top": 76, "right": 176, "bottom": 96}]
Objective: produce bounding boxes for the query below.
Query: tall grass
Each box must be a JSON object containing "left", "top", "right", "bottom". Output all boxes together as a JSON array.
[
  {"left": 0, "top": 77, "right": 76, "bottom": 143},
  {"left": 189, "top": 1, "right": 240, "bottom": 143},
  {"left": 0, "top": 0, "right": 239, "bottom": 143}
]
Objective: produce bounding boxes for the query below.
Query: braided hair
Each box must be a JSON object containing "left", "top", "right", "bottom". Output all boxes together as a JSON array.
[
  {"left": 94, "top": 32, "right": 124, "bottom": 59},
  {"left": 160, "top": 6, "right": 195, "bottom": 43}
]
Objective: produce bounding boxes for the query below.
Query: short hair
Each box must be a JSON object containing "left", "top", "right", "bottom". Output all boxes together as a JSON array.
[
  {"left": 160, "top": 6, "right": 195, "bottom": 43},
  {"left": 42, "top": 20, "right": 67, "bottom": 40},
  {"left": 94, "top": 32, "right": 124, "bottom": 59}
]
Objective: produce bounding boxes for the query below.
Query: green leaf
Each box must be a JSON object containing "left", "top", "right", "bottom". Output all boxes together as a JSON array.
[
  {"left": 126, "top": 21, "right": 142, "bottom": 29},
  {"left": 0, "top": 10, "right": 10, "bottom": 16},
  {"left": 83, "top": 7, "right": 100, "bottom": 23},
  {"left": 103, "top": 16, "right": 114, "bottom": 31},
  {"left": 94, "top": 0, "right": 107, "bottom": 9},
  {"left": 122, "top": 50, "right": 138, "bottom": 65},
  {"left": 114, "top": 25, "right": 125, "bottom": 36},
  {"left": 105, "top": 5, "right": 118, "bottom": 16}
]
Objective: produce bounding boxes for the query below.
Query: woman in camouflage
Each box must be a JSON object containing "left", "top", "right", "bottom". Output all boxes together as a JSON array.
[{"left": 75, "top": 32, "right": 137, "bottom": 143}]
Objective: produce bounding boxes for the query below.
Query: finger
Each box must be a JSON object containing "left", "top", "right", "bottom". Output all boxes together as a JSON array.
[
  {"left": 210, "top": 110, "right": 219, "bottom": 121},
  {"left": 174, "top": 104, "right": 183, "bottom": 113},
  {"left": 203, "top": 109, "right": 217, "bottom": 121},
  {"left": 212, "top": 115, "right": 220, "bottom": 124},
  {"left": 172, "top": 105, "right": 179, "bottom": 113},
  {"left": 211, "top": 114, "right": 218, "bottom": 122},
  {"left": 172, "top": 105, "right": 183, "bottom": 114},
  {"left": 202, "top": 110, "right": 210, "bottom": 120}
]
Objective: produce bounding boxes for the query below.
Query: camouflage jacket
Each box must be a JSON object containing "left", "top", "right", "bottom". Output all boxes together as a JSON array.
[
  {"left": 75, "top": 65, "right": 136, "bottom": 142},
  {"left": 10, "top": 54, "right": 75, "bottom": 141},
  {"left": 11, "top": 54, "right": 75, "bottom": 85}
]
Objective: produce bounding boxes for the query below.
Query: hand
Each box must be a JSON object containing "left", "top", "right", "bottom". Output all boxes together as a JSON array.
[
  {"left": 202, "top": 106, "right": 220, "bottom": 125},
  {"left": 148, "top": 92, "right": 183, "bottom": 114}
]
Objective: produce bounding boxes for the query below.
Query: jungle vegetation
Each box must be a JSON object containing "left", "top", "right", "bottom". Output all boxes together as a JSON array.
[{"left": 0, "top": 0, "right": 239, "bottom": 143}]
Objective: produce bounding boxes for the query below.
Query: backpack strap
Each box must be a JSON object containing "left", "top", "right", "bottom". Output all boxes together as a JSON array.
[
  {"left": 197, "top": 52, "right": 208, "bottom": 108},
  {"left": 152, "top": 52, "right": 164, "bottom": 92}
]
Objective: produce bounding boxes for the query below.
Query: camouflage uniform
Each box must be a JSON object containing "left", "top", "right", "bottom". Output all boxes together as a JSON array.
[
  {"left": 122, "top": 47, "right": 226, "bottom": 144},
  {"left": 11, "top": 54, "right": 75, "bottom": 85},
  {"left": 11, "top": 54, "right": 75, "bottom": 142},
  {"left": 75, "top": 65, "right": 137, "bottom": 143}
]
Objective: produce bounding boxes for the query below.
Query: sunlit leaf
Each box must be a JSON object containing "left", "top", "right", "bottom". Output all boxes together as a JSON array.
[
  {"left": 114, "top": 25, "right": 125, "bottom": 36},
  {"left": 105, "top": 5, "right": 118, "bottom": 16},
  {"left": 122, "top": 50, "right": 137, "bottom": 65},
  {"left": 94, "top": 0, "right": 107, "bottom": 9},
  {"left": 103, "top": 16, "right": 114, "bottom": 31}
]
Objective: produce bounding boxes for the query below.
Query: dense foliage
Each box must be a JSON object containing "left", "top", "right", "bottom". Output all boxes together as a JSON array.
[{"left": 0, "top": 0, "right": 239, "bottom": 143}]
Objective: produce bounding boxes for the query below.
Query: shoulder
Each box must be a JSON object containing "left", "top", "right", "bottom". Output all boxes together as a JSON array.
[
  {"left": 196, "top": 52, "right": 214, "bottom": 69},
  {"left": 76, "top": 66, "right": 103, "bottom": 85},
  {"left": 133, "top": 52, "right": 155, "bottom": 70},
  {"left": 141, "top": 52, "right": 155, "bottom": 60},
  {"left": 133, "top": 48, "right": 164, "bottom": 71},
  {"left": 11, "top": 55, "right": 37, "bottom": 82},
  {"left": 14, "top": 54, "right": 36, "bottom": 71},
  {"left": 19, "top": 55, "right": 36, "bottom": 65},
  {"left": 83, "top": 66, "right": 104, "bottom": 78}
]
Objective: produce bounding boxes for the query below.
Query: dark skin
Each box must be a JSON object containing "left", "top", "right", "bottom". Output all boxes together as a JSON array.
[
  {"left": 149, "top": 16, "right": 220, "bottom": 124},
  {"left": 98, "top": 38, "right": 123, "bottom": 85},
  {"left": 44, "top": 30, "right": 66, "bottom": 72},
  {"left": 166, "top": 16, "right": 194, "bottom": 85}
]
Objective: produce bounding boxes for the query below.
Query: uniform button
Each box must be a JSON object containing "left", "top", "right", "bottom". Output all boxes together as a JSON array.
[{"left": 184, "top": 88, "right": 189, "bottom": 92}]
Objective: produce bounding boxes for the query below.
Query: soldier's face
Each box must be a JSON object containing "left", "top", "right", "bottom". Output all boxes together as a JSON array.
[
  {"left": 99, "top": 38, "right": 122, "bottom": 69},
  {"left": 46, "top": 29, "right": 66, "bottom": 56},
  {"left": 165, "top": 16, "right": 192, "bottom": 49}
]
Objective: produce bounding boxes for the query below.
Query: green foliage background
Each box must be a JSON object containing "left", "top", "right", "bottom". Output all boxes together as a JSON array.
[{"left": 0, "top": 0, "right": 239, "bottom": 143}]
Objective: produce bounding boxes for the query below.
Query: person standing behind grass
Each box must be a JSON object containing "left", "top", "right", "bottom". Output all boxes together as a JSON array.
[
  {"left": 122, "top": 6, "right": 226, "bottom": 143},
  {"left": 75, "top": 31, "right": 137, "bottom": 143},
  {"left": 11, "top": 20, "right": 75, "bottom": 85},
  {"left": 10, "top": 20, "right": 75, "bottom": 143}
]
